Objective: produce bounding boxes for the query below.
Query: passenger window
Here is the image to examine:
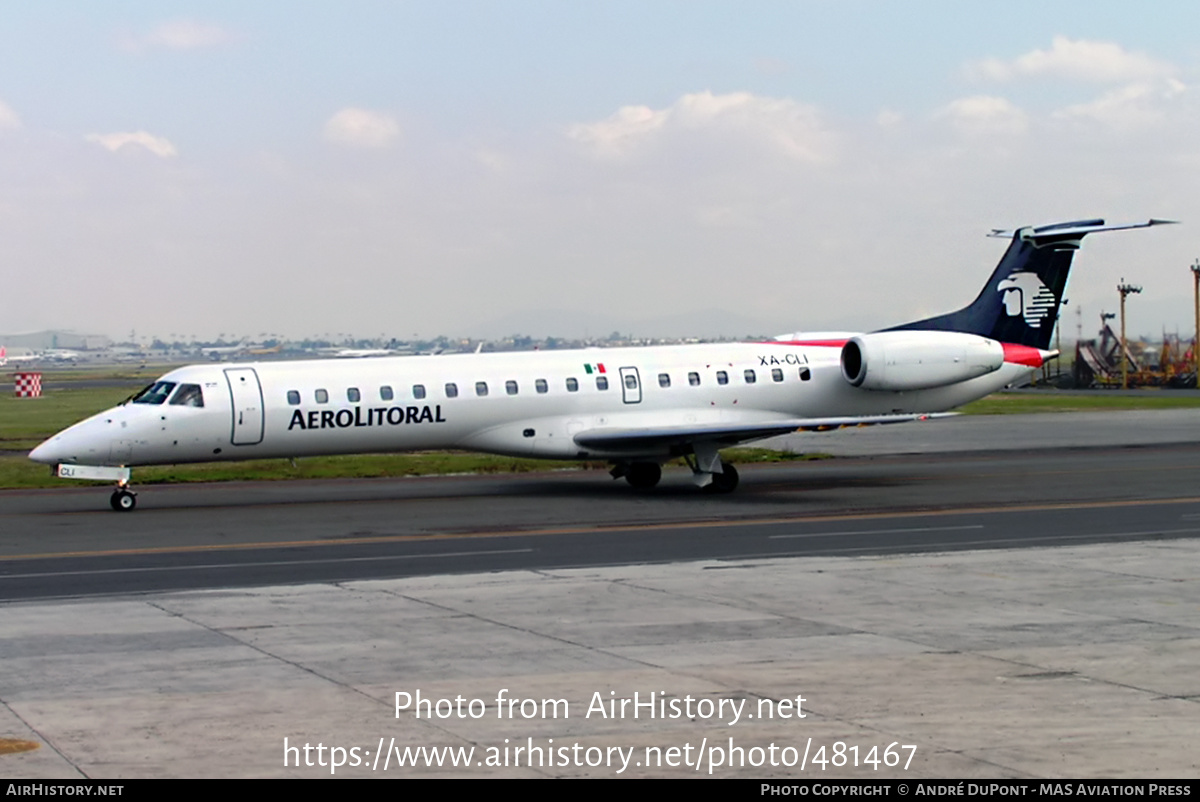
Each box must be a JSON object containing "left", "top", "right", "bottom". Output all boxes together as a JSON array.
[
  {"left": 476, "top": 381, "right": 488, "bottom": 397},
  {"left": 744, "top": 369, "right": 757, "bottom": 384},
  {"left": 347, "top": 387, "right": 361, "bottom": 403},
  {"left": 413, "top": 384, "right": 426, "bottom": 399},
  {"left": 688, "top": 372, "right": 700, "bottom": 386},
  {"left": 596, "top": 376, "right": 609, "bottom": 390},
  {"left": 287, "top": 390, "right": 301, "bottom": 405},
  {"left": 445, "top": 383, "right": 458, "bottom": 398},
  {"left": 380, "top": 385, "right": 394, "bottom": 401},
  {"left": 506, "top": 380, "right": 518, "bottom": 396},
  {"left": 169, "top": 384, "right": 204, "bottom": 407},
  {"left": 536, "top": 379, "right": 548, "bottom": 394},
  {"left": 658, "top": 373, "right": 670, "bottom": 388},
  {"left": 716, "top": 371, "right": 728, "bottom": 386},
  {"left": 625, "top": 374, "right": 638, "bottom": 390},
  {"left": 566, "top": 378, "right": 579, "bottom": 392},
  {"left": 800, "top": 368, "right": 811, "bottom": 381},
  {"left": 315, "top": 389, "right": 329, "bottom": 404},
  {"left": 772, "top": 368, "right": 784, "bottom": 382}
]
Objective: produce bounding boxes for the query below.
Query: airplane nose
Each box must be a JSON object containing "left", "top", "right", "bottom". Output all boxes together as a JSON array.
[
  {"left": 29, "top": 437, "right": 69, "bottom": 465},
  {"left": 28, "top": 413, "right": 116, "bottom": 465}
]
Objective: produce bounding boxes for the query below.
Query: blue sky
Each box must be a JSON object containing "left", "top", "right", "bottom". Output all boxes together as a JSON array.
[{"left": 2, "top": 3, "right": 1198, "bottom": 341}]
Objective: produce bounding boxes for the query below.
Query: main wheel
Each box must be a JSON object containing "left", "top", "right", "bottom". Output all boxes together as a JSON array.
[
  {"left": 625, "top": 462, "right": 662, "bottom": 489},
  {"left": 110, "top": 489, "right": 137, "bottom": 511},
  {"left": 702, "top": 462, "right": 739, "bottom": 494}
]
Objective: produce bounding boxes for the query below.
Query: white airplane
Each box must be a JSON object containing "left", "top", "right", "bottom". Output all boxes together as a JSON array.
[
  {"left": 327, "top": 348, "right": 403, "bottom": 358},
  {"left": 1, "top": 346, "right": 40, "bottom": 365},
  {"left": 41, "top": 348, "right": 83, "bottom": 362},
  {"left": 200, "top": 340, "right": 253, "bottom": 359},
  {"left": 30, "top": 218, "right": 1173, "bottom": 510}
]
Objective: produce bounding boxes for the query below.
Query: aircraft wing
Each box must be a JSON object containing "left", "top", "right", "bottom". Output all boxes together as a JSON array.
[{"left": 573, "top": 413, "right": 952, "bottom": 451}]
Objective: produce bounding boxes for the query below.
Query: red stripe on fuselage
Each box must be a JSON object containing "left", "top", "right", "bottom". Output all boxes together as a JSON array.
[
  {"left": 765, "top": 340, "right": 849, "bottom": 348},
  {"left": 769, "top": 338, "right": 1046, "bottom": 367}
]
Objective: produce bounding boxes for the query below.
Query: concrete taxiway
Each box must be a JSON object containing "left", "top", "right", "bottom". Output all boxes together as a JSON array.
[{"left": 1, "top": 408, "right": 1199, "bottom": 778}]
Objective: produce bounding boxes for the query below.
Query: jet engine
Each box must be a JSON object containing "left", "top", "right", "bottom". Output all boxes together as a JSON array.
[{"left": 841, "top": 331, "right": 1004, "bottom": 392}]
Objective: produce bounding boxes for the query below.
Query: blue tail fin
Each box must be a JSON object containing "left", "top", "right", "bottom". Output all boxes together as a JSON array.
[{"left": 886, "top": 219, "right": 1175, "bottom": 350}]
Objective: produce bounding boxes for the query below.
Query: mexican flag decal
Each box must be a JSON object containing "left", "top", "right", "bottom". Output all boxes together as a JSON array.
[{"left": 583, "top": 363, "right": 606, "bottom": 374}]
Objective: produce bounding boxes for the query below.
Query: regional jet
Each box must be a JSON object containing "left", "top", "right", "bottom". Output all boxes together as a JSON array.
[{"left": 29, "top": 219, "right": 1173, "bottom": 510}]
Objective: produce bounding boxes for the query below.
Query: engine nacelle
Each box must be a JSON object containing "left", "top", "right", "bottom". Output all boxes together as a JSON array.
[{"left": 841, "top": 331, "right": 1005, "bottom": 392}]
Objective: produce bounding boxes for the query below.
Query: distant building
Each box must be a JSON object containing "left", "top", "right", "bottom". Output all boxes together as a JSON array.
[{"left": 0, "top": 330, "right": 111, "bottom": 350}]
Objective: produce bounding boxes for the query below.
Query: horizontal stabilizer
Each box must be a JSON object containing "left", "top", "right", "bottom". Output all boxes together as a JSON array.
[{"left": 987, "top": 218, "right": 1177, "bottom": 246}]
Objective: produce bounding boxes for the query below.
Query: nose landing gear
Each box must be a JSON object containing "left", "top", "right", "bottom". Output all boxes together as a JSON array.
[
  {"left": 110, "top": 483, "right": 137, "bottom": 511},
  {"left": 49, "top": 464, "right": 138, "bottom": 511}
]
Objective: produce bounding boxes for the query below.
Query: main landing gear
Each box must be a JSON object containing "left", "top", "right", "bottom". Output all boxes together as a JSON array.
[
  {"left": 684, "top": 443, "right": 740, "bottom": 494},
  {"left": 610, "top": 458, "right": 739, "bottom": 493},
  {"left": 701, "top": 462, "right": 739, "bottom": 494},
  {"left": 611, "top": 461, "right": 663, "bottom": 489},
  {"left": 625, "top": 462, "right": 662, "bottom": 489}
]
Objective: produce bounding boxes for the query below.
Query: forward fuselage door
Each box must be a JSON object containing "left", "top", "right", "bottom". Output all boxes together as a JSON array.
[
  {"left": 619, "top": 366, "right": 642, "bottom": 404},
  {"left": 225, "top": 368, "right": 264, "bottom": 445}
]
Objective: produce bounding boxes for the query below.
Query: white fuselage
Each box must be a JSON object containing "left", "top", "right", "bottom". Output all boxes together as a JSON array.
[{"left": 29, "top": 340, "right": 1034, "bottom": 469}]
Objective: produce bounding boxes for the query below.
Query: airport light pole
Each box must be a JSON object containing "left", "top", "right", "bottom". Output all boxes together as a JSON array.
[
  {"left": 1117, "top": 279, "right": 1142, "bottom": 390},
  {"left": 1192, "top": 259, "right": 1200, "bottom": 387}
]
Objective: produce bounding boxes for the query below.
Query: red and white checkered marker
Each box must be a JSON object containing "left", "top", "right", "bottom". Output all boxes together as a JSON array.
[{"left": 14, "top": 372, "right": 42, "bottom": 398}]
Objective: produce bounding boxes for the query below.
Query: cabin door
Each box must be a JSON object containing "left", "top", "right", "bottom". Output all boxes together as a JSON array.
[
  {"left": 619, "top": 366, "right": 642, "bottom": 404},
  {"left": 225, "top": 368, "right": 265, "bottom": 445}
]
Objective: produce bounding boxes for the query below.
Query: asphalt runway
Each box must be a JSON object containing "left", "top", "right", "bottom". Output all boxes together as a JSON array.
[
  {"left": 3, "top": 434, "right": 1200, "bottom": 600},
  {"left": 3, "top": 410, "right": 1200, "bottom": 778}
]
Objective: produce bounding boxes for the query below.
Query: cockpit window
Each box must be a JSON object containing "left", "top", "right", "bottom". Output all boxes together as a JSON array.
[
  {"left": 131, "top": 381, "right": 177, "bottom": 405},
  {"left": 169, "top": 384, "right": 205, "bottom": 407}
]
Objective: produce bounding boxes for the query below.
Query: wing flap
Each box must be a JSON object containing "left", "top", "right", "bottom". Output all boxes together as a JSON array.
[{"left": 573, "top": 413, "right": 952, "bottom": 451}]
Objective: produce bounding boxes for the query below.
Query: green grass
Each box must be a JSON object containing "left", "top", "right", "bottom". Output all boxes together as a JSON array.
[
  {"left": 723, "top": 447, "right": 832, "bottom": 463},
  {"left": 959, "top": 392, "right": 1200, "bottom": 415}
]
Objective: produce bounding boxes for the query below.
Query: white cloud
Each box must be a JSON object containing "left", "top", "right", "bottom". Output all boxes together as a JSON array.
[
  {"left": 936, "top": 95, "right": 1028, "bottom": 135},
  {"left": 970, "top": 36, "right": 1175, "bottom": 84},
  {"left": 966, "top": 37, "right": 1186, "bottom": 133},
  {"left": 568, "top": 104, "right": 668, "bottom": 155},
  {"left": 85, "top": 131, "right": 178, "bottom": 158},
  {"left": 568, "top": 90, "right": 834, "bottom": 163},
  {"left": 323, "top": 108, "right": 401, "bottom": 148},
  {"left": 1054, "top": 78, "right": 1187, "bottom": 129},
  {"left": 0, "top": 100, "right": 20, "bottom": 130},
  {"left": 123, "top": 19, "right": 239, "bottom": 51}
]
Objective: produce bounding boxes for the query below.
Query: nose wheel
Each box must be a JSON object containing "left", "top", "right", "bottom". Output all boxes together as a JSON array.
[{"left": 110, "top": 488, "right": 137, "bottom": 511}]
